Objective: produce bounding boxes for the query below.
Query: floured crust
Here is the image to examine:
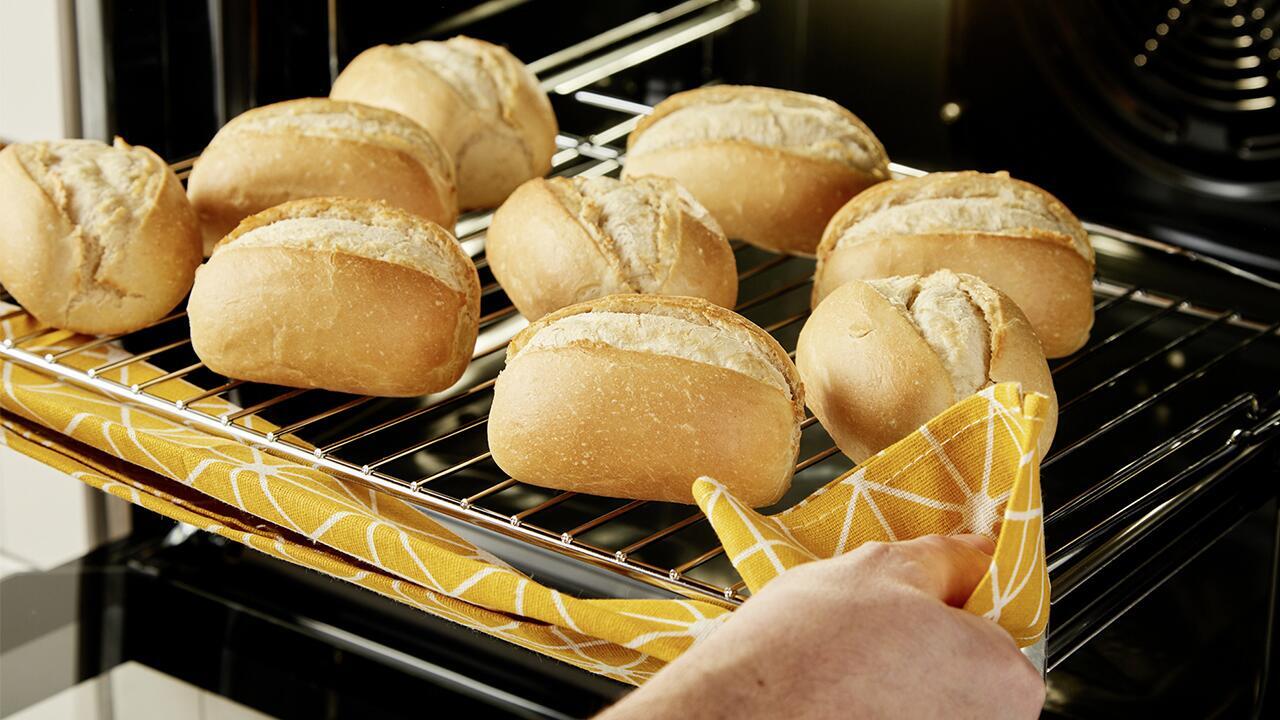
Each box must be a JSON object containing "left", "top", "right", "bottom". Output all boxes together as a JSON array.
[
  {"left": 208, "top": 98, "right": 455, "bottom": 192},
  {"left": 797, "top": 273, "right": 1056, "bottom": 462},
  {"left": 0, "top": 138, "right": 201, "bottom": 334},
  {"left": 543, "top": 175, "right": 722, "bottom": 289},
  {"left": 396, "top": 37, "right": 527, "bottom": 129},
  {"left": 485, "top": 177, "right": 737, "bottom": 319},
  {"left": 629, "top": 85, "right": 889, "bottom": 175},
  {"left": 12, "top": 138, "right": 165, "bottom": 221},
  {"left": 520, "top": 311, "right": 790, "bottom": 394},
  {"left": 814, "top": 172, "right": 1095, "bottom": 358},
  {"left": 216, "top": 197, "right": 476, "bottom": 295},
  {"left": 331, "top": 35, "right": 557, "bottom": 209},
  {"left": 866, "top": 272, "right": 991, "bottom": 397},
  {"left": 187, "top": 98, "right": 458, "bottom": 254},
  {"left": 623, "top": 86, "right": 889, "bottom": 255},
  {"left": 541, "top": 176, "right": 682, "bottom": 292},
  {"left": 509, "top": 294, "right": 802, "bottom": 413},
  {"left": 818, "top": 171, "right": 1092, "bottom": 262}
]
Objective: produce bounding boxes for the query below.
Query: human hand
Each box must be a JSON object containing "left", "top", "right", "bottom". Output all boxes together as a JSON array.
[{"left": 598, "top": 534, "right": 1044, "bottom": 720}]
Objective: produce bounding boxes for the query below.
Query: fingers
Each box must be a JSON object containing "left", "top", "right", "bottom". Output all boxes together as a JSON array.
[
  {"left": 875, "top": 534, "right": 995, "bottom": 607},
  {"left": 949, "top": 533, "right": 996, "bottom": 555},
  {"left": 789, "top": 533, "right": 997, "bottom": 607}
]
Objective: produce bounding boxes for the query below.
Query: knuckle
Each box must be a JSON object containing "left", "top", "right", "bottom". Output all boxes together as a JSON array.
[
  {"left": 776, "top": 543, "right": 898, "bottom": 591},
  {"left": 848, "top": 540, "right": 894, "bottom": 564},
  {"left": 891, "top": 556, "right": 932, "bottom": 589},
  {"left": 769, "top": 557, "right": 829, "bottom": 591},
  {"left": 910, "top": 534, "right": 965, "bottom": 562},
  {"left": 814, "top": 542, "right": 893, "bottom": 581},
  {"left": 914, "top": 533, "right": 950, "bottom": 549}
]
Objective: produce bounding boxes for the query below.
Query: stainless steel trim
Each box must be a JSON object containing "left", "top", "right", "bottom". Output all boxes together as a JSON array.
[
  {"left": 526, "top": 0, "right": 723, "bottom": 75},
  {"left": 326, "top": 0, "right": 339, "bottom": 86},
  {"left": 538, "top": 0, "right": 758, "bottom": 94},
  {"left": 1086, "top": 222, "right": 1280, "bottom": 293},
  {"left": 411, "top": 0, "right": 535, "bottom": 43},
  {"left": 301, "top": 617, "right": 576, "bottom": 720},
  {"left": 73, "top": 0, "right": 107, "bottom": 140},
  {"left": 207, "top": 0, "right": 227, "bottom": 127}
]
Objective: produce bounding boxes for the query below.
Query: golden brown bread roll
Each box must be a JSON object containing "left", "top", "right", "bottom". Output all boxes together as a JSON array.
[
  {"left": 488, "top": 294, "right": 804, "bottom": 506},
  {"left": 331, "top": 36, "right": 557, "bottom": 210},
  {"left": 796, "top": 270, "right": 1057, "bottom": 463},
  {"left": 486, "top": 175, "right": 737, "bottom": 320},
  {"left": 188, "top": 198, "right": 479, "bottom": 397},
  {"left": 622, "top": 85, "right": 889, "bottom": 256},
  {"left": 0, "top": 138, "right": 201, "bottom": 335},
  {"left": 814, "top": 171, "right": 1095, "bottom": 358},
  {"left": 187, "top": 98, "right": 457, "bottom": 256}
]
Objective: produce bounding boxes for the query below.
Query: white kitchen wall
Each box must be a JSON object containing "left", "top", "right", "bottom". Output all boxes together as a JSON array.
[
  {"left": 0, "top": 0, "right": 124, "bottom": 572},
  {"left": 0, "top": 0, "right": 80, "bottom": 143},
  {"left": 0, "top": 441, "right": 132, "bottom": 576},
  {"left": 9, "top": 662, "right": 275, "bottom": 720}
]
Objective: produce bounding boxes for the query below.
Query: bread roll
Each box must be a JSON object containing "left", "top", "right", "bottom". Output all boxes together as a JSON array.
[
  {"left": 488, "top": 294, "right": 804, "bottom": 506},
  {"left": 486, "top": 175, "right": 737, "bottom": 320},
  {"left": 188, "top": 198, "right": 479, "bottom": 397},
  {"left": 622, "top": 85, "right": 889, "bottom": 256},
  {"left": 331, "top": 36, "right": 557, "bottom": 210},
  {"left": 187, "top": 98, "right": 457, "bottom": 256},
  {"left": 797, "top": 270, "right": 1056, "bottom": 463},
  {"left": 0, "top": 138, "right": 201, "bottom": 335},
  {"left": 814, "top": 171, "right": 1094, "bottom": 358}
]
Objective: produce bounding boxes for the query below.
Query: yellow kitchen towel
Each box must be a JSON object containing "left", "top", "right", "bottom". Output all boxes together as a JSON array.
[
  {"left": 693, "top": 385, "right": 1050, "bottom": 646},
  {"left": 0, "top": 313, "right": 1048, "bottom": 684}
]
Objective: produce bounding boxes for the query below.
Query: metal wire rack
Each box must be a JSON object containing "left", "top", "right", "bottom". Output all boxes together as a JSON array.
[{"left": 2, "top": 0, "right": 1279, "bottom": 649}]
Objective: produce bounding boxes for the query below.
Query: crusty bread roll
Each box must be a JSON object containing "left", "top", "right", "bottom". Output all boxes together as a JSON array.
[
  {"left": 797, "top": 270, "right": 1056, "bottom": 463},
  {"left": 622, "top": 85, "right": 889, "bottom": 256},
  {"left": 0, "top": 138, "right": 201, "bottom": 335},
  {"left": 486, "top": 175, "right": 737, "bottom": 320},
  {"left": 488, "top": 294, "right": 804, "bottom": 506},
  {"left": 331, "top": 36, "right": 557, "bottom": 210},
  {"left": 188, "top": 198, "right": 479, "bottom": 397},
  {"left": 187, "top": 98, "right": 457, "bottom": 256},
  {"left": 814, "top": 171, "right": 1094, "bottom": 358}
]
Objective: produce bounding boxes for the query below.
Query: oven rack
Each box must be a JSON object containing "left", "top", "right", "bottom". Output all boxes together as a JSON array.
[
  {"left": 1, "top": 0, "right": 1278, "bottom": 645},
  {"left": 3, "top": 174, "right": 1278, "bottom": 608}
]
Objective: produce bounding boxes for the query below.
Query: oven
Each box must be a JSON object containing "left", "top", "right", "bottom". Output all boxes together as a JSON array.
[{"left": 2, "top": 1, "right": 1279, "bottom": 717}]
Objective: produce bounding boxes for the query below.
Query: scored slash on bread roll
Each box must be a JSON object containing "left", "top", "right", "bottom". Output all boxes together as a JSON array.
[
  {"left": 0, "top": 138, "right": 201, "bottom": 335},
  {"left": 814, "top": 170, "right": 1095, "bottom": 358},
  {"left": 331, "top": 36, "right": 557, "bottom": 210},
  {"left": 187, "top": 98, "right": 458, "bottom": 256},
  {"left": 486, "top": 175, "right": 737, "bottom": 320},
  {"left": 622, "top": 85, "right": 889, "bottom": 256},
  {"left": 796, "top": 270, "right": 1057, "bottom": 463},
  {"left": 488, "top": 294, "right": 805, "bottom": 507},
  {"left": 188, "top": 198, "right": 480, "bottom": 397}
]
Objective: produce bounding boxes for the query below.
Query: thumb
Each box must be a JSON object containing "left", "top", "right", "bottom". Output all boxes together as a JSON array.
[
  {"left": 891, "top": 534, "right": 994, "bottom": 607},
  {"left": 949, "top": 533, "right": 996, "bottom": 556}
]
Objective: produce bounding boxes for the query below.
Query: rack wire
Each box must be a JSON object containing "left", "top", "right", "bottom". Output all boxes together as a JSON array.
[{"left": 2, "top": 0, "right": 1279, "bottom": 626}]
